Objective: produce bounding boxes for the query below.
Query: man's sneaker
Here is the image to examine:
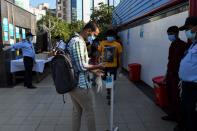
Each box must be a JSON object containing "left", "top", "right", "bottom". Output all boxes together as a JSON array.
[
  {"left": 173, "top": 124, "right": 186, "bottom": 131},
  {"left": 27, "top": 86, "right": 37, "bottom": 89}
]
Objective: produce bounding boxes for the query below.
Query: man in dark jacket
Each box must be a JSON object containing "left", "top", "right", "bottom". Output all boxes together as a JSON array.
[{"left": 162, "top": 26, "right": 188, "bottom": 126}]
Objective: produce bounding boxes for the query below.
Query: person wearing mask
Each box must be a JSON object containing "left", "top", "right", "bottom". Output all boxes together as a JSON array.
[
  {"left": 98, "top": 29, "right": 122, "bottom": 105},
  {"left": 68, "top": 21, "right": 104, "bottom": 131},
  {"left": 178, "top": 16, "right": 197, "bottom": 131},
  {"left": 3, "top": 32, "right": 37, "bottom": 89},
  {"left": 162, "top": 26, "right": 188, "bottom": 130},
  {"left": 89, "top": 38, "right": 100, "bottom": 65},
  {"left": 53, "top": 35, "right": 66, "bottom": 52}
]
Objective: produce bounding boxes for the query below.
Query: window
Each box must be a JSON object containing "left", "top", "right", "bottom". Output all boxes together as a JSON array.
[
  {"left": 63, "top": 15, "right": 66, "bottom": 20},
  {"left": 58, "top": 0, "right": 61, "bottom": 4},
  {"left": 58, "top": 13, "right": 62, "bottom": 17},
  {"left": 63, "top": 8, "right": 66, "bottom": 12},
  {"left": 58, "top": 6, "right": 61, "bottom": 11},
  {"left": 63, "top": 1, "right": 66, "bottom": 7}
]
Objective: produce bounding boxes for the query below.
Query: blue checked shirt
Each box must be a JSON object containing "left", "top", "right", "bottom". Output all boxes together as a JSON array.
[
  {"left": 179, "top": 41, "right": 197, "bottom": 82},
  {"left": 68, "top": 34, "right": 91, "bottom": 89}
]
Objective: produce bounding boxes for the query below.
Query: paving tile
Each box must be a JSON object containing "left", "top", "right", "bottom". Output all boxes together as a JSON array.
[
  {"left": 36, "top": 125, "right": 55, "bottom": 131},
  {"left": 40, "top": 116, "right": 59, "bottom": 125},
  {"left": 54, "top": 125, "right": 72, "bottom": 131},
  {"left": 17, "top": 125, "right": 37, "bottom": 131},
  {"left": 0, "top": 125, "right": 19, "bottom": 131},
  {"left": 6, "top": 116, "right": 26, "bottom": 125},
  {"left": 0, "top": 75, "right": 176, "bottom": 131},
  {"left": 22, "top": 116, "right": 42, "bottom": 125}
]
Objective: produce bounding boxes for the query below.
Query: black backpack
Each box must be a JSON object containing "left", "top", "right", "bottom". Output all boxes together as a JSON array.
[{"left": 51, "top": 36, "right": 79, "bottom": 102}]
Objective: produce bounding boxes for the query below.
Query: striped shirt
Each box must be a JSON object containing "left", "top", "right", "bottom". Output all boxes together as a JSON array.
[{"left": 68, "top": 33, "right": 90, "bottom": 89}]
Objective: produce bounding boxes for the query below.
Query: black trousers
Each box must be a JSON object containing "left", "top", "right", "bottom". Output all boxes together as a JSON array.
[
  {"left": 166, "top": 73, "right": 181, "bottom": 121},
  {"left": 181, "top": 81, "right": 197, "bottom": 131},
  {"left": 23, "top": 56, "right": 34, "bottom": 88}
]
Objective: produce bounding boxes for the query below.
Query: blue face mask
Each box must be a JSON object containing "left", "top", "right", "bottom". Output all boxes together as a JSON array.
[
  {"left": 87, "top": 35, "right": 96, "bottom": 44},
  {"left": 168, "top": 35, "right": 176, "bottom": 42},
  {"left": 185, "top": 30, "right": 196, "bottom": 40},
  {"left": 107, "top": 36, "right": 115, "bottom": 42}
]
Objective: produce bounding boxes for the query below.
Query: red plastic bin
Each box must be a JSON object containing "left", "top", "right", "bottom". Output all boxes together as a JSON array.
[
  {"left": 128, "top": 63, "right": 141, "bottom": 82},
  {"left": 152, "top": 76, "right": 168, "bottom": 108}
]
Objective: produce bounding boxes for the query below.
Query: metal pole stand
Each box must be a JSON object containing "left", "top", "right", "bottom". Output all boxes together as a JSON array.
[{"left": 106, "top": 75, "right": 119, "bottom": 131}]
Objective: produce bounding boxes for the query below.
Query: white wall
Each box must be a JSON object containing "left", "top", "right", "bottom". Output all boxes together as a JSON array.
[{"left": 119, "top": 11, "right": 188, "bottom": 87}]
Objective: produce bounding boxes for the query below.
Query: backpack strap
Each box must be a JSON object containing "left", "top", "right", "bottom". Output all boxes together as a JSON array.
[{"left": 63, "top": 94, "right": 66, "bottom": 104}]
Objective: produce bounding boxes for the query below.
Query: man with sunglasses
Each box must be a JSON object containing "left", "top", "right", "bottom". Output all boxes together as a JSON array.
[{"left": 178, "top": 16, "right": 197, "bottom": 131}]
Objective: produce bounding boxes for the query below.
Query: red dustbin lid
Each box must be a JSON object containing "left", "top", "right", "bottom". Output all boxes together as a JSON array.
[
  {"left": 152, "top": 76, "right": 165, "bottom": 84},
  {"left": 128, "top": 63, "right": 141, "bottom": 67}
]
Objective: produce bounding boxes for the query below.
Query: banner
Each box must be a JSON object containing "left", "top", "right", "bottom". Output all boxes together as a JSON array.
[
  {"left": 3, "top": 18, "right": 9, "bottom": 42},
  {"left": 16, "top": 27, "right": 20, "bottom": 38},
  {"left": 22, "top": 29, "right": 26, "bottom": 39},
  {"left": 4, "top": 32, "right": 9, "bottom": 41},
  {"left": 9, "top": 24, "right": 14, "bottom": 37},
  {"left": 3, "top": 18, "right": 8, "bottom": 32}
]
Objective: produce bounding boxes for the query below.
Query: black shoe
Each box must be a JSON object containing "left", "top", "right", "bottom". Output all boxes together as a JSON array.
[
  {"left": 106, "top": 95, "right": 111, "bottom": 99},
  {"left": 108, "top": 101, "right": 111, "bottom": 106},
  {"left": 161, "top": 115, "right": 176, "bottom": 121},
  {"left": 27, "top": 86, "right": 37, "bottom": 89},
  {"left": 173, "top": 124, "right": 186, "bottom": 131}
]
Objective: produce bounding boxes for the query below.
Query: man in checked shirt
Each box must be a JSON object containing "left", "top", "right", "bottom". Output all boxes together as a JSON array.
[{"left": 68, "top": 21, "right": 104, "bottom": 131}]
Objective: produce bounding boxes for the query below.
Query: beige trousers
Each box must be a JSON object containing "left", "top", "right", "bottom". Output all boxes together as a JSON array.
[{"left": 69, "top": 88, "right": 96, "bottom": 131}]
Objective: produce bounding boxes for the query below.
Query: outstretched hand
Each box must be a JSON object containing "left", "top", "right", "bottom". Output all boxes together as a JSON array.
[
  {"left": 97, "top": 62, "right": 106, "bottom": 69},
  {"left": 92, "top": 69, "right": 104, "bottom": 77}
]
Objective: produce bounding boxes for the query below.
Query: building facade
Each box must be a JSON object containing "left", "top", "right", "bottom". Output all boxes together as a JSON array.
[
  {"left": 56, "top": 0, "right": 119, "bottom": 23},
  {"left": 112, "top": 0, "right": 189, "bottom": 86},
  {"left": 56, "top": 0, "right": 71, "bottom": 23},
  {"left": 29, "top": 3, "right": 51, "bottom": 21}
]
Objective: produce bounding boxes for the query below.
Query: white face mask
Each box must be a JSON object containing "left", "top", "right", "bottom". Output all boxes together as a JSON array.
[{"left": 87, "top": 35, "right": 96, "bottom": 44}]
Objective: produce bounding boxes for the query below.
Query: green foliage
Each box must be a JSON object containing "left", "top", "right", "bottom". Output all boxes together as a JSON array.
[
  {"left": 52, "top": 20, "right": 70, "bottom": 41},
  {"left": 37, "top": 14, "right": 84, "bottom": 43},
  {"left": 90, "top": 2, "right": 114, "bottom": 39},
  {"left": 69, "top": 20, "right": 84, "bottom": 35}
]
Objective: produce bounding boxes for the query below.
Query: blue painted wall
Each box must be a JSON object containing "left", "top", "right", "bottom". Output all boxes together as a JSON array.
[{"left": 113, "top": 0, "right": 171, "bottom": 25}]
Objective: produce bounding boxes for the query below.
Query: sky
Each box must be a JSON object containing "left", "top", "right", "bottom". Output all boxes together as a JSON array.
[{"left": 30, "top": 0, "right": 56, "bottom": 9}]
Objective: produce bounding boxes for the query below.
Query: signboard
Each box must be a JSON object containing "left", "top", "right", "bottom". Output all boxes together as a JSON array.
[
  {"left": 22, "top": 29, "right": 26, "bottom": 39},
  {"left": 3, "top": 18, "right": 8, "bottom": 32},
  {"left": 4, "top": 32, "right": 9, "bottom": 41},
  {"left": 9, "top": 24, "right": 14, "bottom": 37},
  {"left": 140, "top": 25, "right": 144, "bottom": 38},
  {"left": 16, "top": 27, "right": 20, "bottom": 38},
  {"left": 3, "top": 18, "right": 9, "bottom": 42}
]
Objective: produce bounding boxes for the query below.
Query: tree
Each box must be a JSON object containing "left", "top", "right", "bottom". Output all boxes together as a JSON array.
[
  {"left": 90, "top": 2, "right": 114, "bottom": 39},
  {"left": 69, "top": 20, "right": 84, "bottom": 35},
  {"left": 37, "top": 14, "right": 84, "bottom": 50},
  {"left": 37, "top": 14, "right": 60, "bottom": 50}
]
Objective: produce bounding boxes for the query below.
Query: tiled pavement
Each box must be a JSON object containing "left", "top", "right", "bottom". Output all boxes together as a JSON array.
[{"left": 0, "top": 75, "right": 176, "bottom": 131}]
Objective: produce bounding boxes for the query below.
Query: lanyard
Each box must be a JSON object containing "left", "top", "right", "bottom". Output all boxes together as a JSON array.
[
  {"left": 189, "top": 42, "right": 197, "bottom": 49},
  {"left": 184, "top": 41, "right": 197, "bottom": 56}
]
